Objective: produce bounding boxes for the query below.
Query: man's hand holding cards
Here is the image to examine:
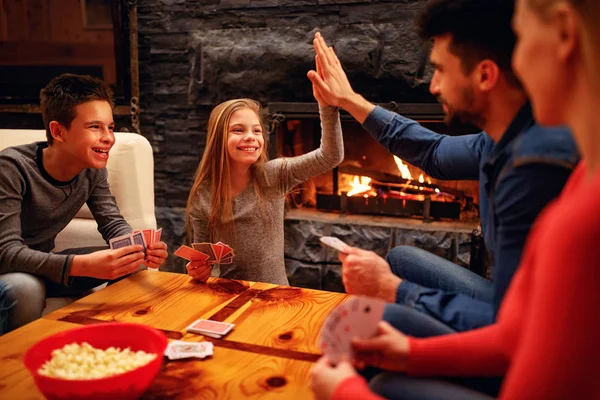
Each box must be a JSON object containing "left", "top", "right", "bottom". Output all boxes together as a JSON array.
[{"left": 317, "top": 296, "right": 385, "bottom": 364}]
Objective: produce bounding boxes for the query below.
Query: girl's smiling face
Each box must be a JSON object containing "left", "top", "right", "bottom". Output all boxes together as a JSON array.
[{"left": 226, "top": 107, "right": 264, "bottom": 168}]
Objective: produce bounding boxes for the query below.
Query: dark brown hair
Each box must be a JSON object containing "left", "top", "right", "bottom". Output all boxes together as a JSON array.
[
  {"left": 416, "top": 0, "right": 520, "bottom": 87},
  {"left": 40, "top": 74, "right": 114, "bottom": 144}
]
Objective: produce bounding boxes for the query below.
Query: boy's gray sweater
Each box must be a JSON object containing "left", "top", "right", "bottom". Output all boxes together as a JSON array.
[{"left": 0, "top": 142, "right": 131, "bottom": 285}]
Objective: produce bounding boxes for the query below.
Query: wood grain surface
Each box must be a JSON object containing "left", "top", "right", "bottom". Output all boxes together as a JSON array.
[{"left": 0, "top": 270, "right": 349, "bottom": 399}]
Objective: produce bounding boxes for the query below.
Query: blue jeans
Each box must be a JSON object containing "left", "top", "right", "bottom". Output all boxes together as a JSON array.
[
  {"left": 376, "top": 246, "right": 502, "bottom": 398},
  {"left": 0, "top": 246, "right": 117, "bottom": 333},
  {"left": 385, "top": 246, "right": 494, "bottom": 333}
]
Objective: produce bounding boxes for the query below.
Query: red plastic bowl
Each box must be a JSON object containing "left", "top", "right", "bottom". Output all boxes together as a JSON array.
[{"left": 24, "top": 322, "right": 168, "bottom": 400}]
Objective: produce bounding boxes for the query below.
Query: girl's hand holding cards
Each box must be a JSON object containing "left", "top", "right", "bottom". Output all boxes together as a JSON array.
[{"left": 186, "top": 260, "right": 212, "bottom": 282}]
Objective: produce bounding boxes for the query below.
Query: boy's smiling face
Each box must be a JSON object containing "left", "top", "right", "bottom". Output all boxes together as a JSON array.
[{"left": 54, "top": 100, "right": 115, "bottom": 171}]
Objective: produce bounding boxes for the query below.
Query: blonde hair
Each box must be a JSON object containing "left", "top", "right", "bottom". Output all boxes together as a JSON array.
[
  {"left": 528, "top": 0, "right": 600, "bottom": 89},
  {"left": 185, "top": 98, "right": 270, "bottom": 243}
]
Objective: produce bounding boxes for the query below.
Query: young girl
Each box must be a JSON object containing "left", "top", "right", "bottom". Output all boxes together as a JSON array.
[
  {"left": 311, "top": 0, "right": 600, "bottom": 398},
  {"left": 185, "top": 97, "right": 343, "bottom": 285}
]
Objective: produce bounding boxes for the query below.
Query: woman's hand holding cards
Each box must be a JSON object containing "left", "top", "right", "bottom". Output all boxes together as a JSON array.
[
  {"left": 310, "top": 356, "right": 358, "bottom": 400},
  {"left": 352, "top": 321, "right": 409, "bottom": 372},
  {"left": 186, "top": 260, "right": 212, "bottom": 282}
]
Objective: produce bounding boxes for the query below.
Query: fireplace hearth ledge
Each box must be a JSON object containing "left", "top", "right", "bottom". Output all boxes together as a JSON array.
[{"left": 284, "top": 208, "right": 478, "bottom": 292}]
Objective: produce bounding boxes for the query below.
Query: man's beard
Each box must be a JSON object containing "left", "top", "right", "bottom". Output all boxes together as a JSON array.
[{"left": 439, "top": 89, "right": 484, "bottom": 135}]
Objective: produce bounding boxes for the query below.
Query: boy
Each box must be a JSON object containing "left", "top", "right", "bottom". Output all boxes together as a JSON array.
[{"left": 0, "top": 74, "right": 168, "bottom": 333}]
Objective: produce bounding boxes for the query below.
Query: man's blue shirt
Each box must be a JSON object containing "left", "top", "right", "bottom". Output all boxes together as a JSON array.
[{"left": 363, "top": 103, "right": 579, "bottom": 330}]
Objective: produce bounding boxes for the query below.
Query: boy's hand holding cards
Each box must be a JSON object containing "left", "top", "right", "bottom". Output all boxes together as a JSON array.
[
  {"left": 164, "top": 340, "right": 213, "bottom": 360},
  {"left": 186, "top": 319, "right": 234, "bottom": 339},
  {"left": 109, "top": 228, "right": 163, "bottom": 253},
  {"left": 109, "top": 228, "right": 163, "bottom": 269},
  {"left": 317, "top": 296, "right": 385, "bottom": 364}
]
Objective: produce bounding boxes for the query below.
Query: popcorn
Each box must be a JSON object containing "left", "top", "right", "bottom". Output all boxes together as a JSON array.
[{"left": 38, "top": 342, "right": 157, "bottom": 380}]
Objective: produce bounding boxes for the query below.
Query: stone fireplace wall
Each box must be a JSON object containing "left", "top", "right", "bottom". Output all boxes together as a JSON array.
[{"left": 137, "top": 0, "right": 437, "bottom": 273}]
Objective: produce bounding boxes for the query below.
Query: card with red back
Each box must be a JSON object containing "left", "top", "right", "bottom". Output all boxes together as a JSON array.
[
  {"left": 211, "top": 243, "right": 225, "bottom": 262},
  {"left": 186, "top": 319, "right": 234, "bottom": 336},
  {"left": 215, "top": 241, "right": 233, "bottom": 258},
  {"left": 142, "top": 229, "right": 154, "bottom": 246},
  {"left": 191, "top": 243, "right": 217, "bottom": 263},
  {"left": 174, "top": 245, "right": 210, "bottom": 261},
  {"left": 154, "top": 228, "right": 163, "bottom": 243},
  {"left": 219, "top": 255, "right": 233, "bottom": 264}
]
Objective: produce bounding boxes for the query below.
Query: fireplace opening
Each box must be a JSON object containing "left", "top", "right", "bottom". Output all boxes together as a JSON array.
[{"left": 266, "top": 102, "right": 480, "bottom": 222}]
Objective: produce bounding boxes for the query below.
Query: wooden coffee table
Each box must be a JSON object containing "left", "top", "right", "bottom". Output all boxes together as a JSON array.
[{"left": 0, "top": 270, "right": 348, "bottom": 399}]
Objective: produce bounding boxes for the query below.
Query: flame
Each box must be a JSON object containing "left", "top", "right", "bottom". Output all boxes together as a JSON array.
[
  {"left": 418, "top": 174, "right": 424, "bottom": 183},
  {"left": 347, "top": 175, "right": 373, "bottom": 197},
  {"left": 394, "top": 156, "right": 412, "bottom": 180}
]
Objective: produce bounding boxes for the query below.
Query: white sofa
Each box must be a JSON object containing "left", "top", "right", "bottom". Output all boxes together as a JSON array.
[{"left": 0, "top": 129, "right": 157, "bottom": 311}]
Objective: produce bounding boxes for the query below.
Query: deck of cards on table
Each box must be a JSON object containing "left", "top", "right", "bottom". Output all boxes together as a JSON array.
[
  {"left": 318, "top": 296, "right": 386, "bottom": 364},
  {"left": 174, "top": 242, "right": 234, "bottom": 264},
  {"left": 186, "top": 319, "right": 235, "bottom": 339},
  {"left": 164, "top": 340, "right": 213, "bottom": 360},
  {"left": 109, "top": 228, "right": 163, "bottom": 253}
]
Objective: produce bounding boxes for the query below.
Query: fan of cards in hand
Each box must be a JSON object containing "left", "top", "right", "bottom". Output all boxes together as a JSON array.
[
  {"left": 109, "top": 228, "right": 163, "bottom": 264},
  {"left": 174, "top": 242, "right": 234, "bottom": 264},
  {"left": 318, "top": 296, "right": 386, "bottom": 364}
]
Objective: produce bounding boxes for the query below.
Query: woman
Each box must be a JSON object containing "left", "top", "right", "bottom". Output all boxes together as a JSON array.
[{"left": 311, "top": 0, "right": 600, "bottom": 398}]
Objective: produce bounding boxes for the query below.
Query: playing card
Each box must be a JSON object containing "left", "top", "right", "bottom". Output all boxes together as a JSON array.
[
  {"left": 109, "top": 234, "right": 134, "bottom": 250},
  {"left": 186, "top": 319, "right": 234, "bottom": 336},
  {"left": 319, "top": 236, "right": 351, "bottom": 254},
  {"left": 191, "top": 243, "right": 217, "bottom": 263},
  {"left": 132, "top": 231, "right": 147, "bottom": 252},
  {"left": 215, "top": 241, "right": 233, "bottom": 257},
  {"left": 318, "top": 296, "right": 385, "bottom": 363},
  {"left": 165, "top": 340, "right": 213, "bottom": 360},
  {"left": 154, "top": 228, "right": 163, "bottom": 243},
  {"left": 219, "top": 255, "right": 233, "bottom": 264},
  {"left": 211, "top": 243, "right": 225, "bottom": 262},
  {"left": 142, "top": 229, "right": 154, "bottom": 246},
  {"left": 345, "top": 296, "right": 386, "bottom": 340},
  {"left": 197, "top": 331, "right": 222, "bottom": 339},
  {"left": 174, "top": 245, "right": 210, "bottom": 262}
]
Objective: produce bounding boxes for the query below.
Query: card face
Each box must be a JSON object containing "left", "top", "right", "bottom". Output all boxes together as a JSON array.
[
  {"left": 165, "top": 340, "right": 213, "bottom": 360},
  {"left": 109, "top": 234, "right": 134, "bottom": 250},
  {"left": 174, "top": 245, "right": 210, "bottom": 262},
  {"left": 317, "top": 296, "right": 385, "bottom": 363},
  {"left": 319, "top": 236, "right": 350, "bottom": 254},
  {"left": 186, "top": 319, "right": 234, "bottom": 336}
]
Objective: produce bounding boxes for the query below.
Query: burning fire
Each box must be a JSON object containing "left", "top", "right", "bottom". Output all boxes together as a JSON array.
[
  {"left": 347, "top": 175, "right": 375, "bottom": 197},
  {"left": 342, "top": 156, "right": 444, "bottom": 200},
  {"left": 394, "top": 156, "right": 412, "bottom": 180}
]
